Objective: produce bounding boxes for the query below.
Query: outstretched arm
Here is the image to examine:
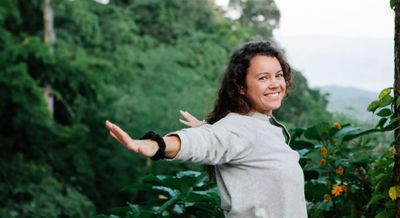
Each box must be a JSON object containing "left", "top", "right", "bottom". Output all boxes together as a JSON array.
[{"left": 105, "top": 120, "right": 181, "bottom": 159}]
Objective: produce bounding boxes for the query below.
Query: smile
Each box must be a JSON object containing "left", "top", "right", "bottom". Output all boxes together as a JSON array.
[{"left": 265, "top": 92, "right": 279, "bottom": 97}]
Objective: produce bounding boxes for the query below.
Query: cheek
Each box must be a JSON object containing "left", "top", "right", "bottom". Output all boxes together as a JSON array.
[{"left": 282, "top": 81, "right": 287, "bottom": 91}]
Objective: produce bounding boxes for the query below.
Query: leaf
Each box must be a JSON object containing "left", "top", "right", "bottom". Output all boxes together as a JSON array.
[
  {"left": 152, "top": 186, "right": 179, "bottom": 197},
  {"left": 290, "top": 140, "right": 315, "bottom": 150},
  {"left": 342, "top": 128, "right": 381, "bottom": 142},
  {"left": 155, "top": 194, "right": 180, "bottom": 213},
  {"left": 304, "top": 123, "right": 330, "bottom": 141},
  {"left": 375, "top": 173, "right": 387, "bottom": 181},
  {"left": 387, "top": 116, "right": 400, "bottom": 126},
  {"left": 376, "top": 108, "right": 392, "bottom": 117},
  {"left": 303, "top": 170, "right": 319, "bottom": 180},
  {"left": 376, "top": 118, "right": 388, "bottom": 128},
  {"left": 122, "top": 184, "right": 157, "bottom": 193},
  {"left": 367, "top": 100, "right": 380, "bottom": 112},
  {"left": 289, "top": 128, "right": 306, "bottom": 138},
  {"left": 390, "top": 0, "right": 396, "bottom": 9},
  {"left": 303, "top": 148, "right": 324, "bottom": 164},
  {"left": 375, "top": 210, "right": 389, "bottom": 218},
  {"left": 397, "top": 97, "right": 400, "bottom": 107},
  {"left": 333, "top": 126, "right": 360, "bottom": 138},
  {"left": 366, "top": 193, "right": 386, "bottom": 208},
  {"left": 379, "top": 94, "right": 393, "bottom": 107},
  {"left": 378, "top": 87, "right": 392, "bottom": 100}
]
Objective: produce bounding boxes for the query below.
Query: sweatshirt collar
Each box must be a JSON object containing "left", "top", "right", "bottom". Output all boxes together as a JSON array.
[
  {"left": 247, "top": 111, "right": 291, "bottom": 144},
  {"left": 247, "top": 111, "right": 272, "bottom": 122}
]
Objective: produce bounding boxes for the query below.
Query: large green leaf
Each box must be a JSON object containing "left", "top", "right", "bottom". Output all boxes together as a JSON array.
[
  {"left": 304, "top": 123, "right": 330, "bottom": 141},
  {"left": 367, "top": 100, "right": 380, "bottom": 112},
  {"left": 379, "top": 94, "right": 393, "bottom": 107},
  {"left": 378, "top": 87, "right": 392, "bottom": 100},
  {"left": 332, "top": 126, "right": 360, "bottom": 139},
  {"left": 376, "top": 108, "right": 392, "bottom": 117}
]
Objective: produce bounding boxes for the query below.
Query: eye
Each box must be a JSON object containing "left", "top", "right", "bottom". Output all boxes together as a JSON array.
[
  {"left": 258, "top": 76, "right": 268, "bottom": 81},
  {"left": 276, "top": 73, "right": 284, "bottom": 78}
]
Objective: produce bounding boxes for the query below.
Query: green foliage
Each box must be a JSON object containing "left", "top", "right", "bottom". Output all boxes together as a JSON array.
[
  {"left": 98, "top": 171, "right": 223, "bottom": 218},
  {"left": 290, "top": 87, "right": 397, "bottom": 217},
  {"left": 229, "top": 0, "right": 280, "bottom": 39},
  {"left": 0, "top": 155, "right": 95, "bottom": 218}
]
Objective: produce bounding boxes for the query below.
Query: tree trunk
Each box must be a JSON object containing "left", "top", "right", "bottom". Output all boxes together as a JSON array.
[
  {"left": 43, "top": 0, "right": 55, "bottom": 116},
  {"left": 394, "top": 1, "right": 400, "bottom": 217},
  {"left": 43, "top": 0, "right": 55, "bottom": 50}
]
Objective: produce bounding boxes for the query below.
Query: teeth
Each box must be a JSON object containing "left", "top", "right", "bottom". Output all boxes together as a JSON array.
[{"left": 266, "top": 92, "right": 279, "bottom": 96}]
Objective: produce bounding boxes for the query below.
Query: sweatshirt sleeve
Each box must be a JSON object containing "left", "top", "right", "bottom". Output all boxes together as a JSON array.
[{"left": 166, "top": 115, "right": 252, "bottom": 165}]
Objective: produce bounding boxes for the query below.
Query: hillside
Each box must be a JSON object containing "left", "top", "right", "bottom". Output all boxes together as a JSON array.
[{"left": 318, "top": 85, "right": 378, "bottom": 121}]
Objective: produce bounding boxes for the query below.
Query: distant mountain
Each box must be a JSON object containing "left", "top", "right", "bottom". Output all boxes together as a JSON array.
[
  {"left": 276, "top": 36, "right": 393, "bottom": 92},
  {"left": 317, "top": 85, "right": 378, "bottom": 121}
]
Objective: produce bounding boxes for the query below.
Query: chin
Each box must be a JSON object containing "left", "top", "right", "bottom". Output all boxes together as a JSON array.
[{"left": 263, "top": 102, "right": 282, "bottom": 111}]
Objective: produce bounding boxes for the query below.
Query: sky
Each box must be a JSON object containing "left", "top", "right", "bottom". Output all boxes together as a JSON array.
[{"left": 216, "top": 0, "right": 395, "bottom": 93}]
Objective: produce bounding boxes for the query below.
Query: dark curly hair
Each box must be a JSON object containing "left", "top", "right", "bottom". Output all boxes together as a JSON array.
[
  {"left": 206, "top": 41, "right": 293, "bottom": 124},
  {"left": 204, "top": 41, "right": 292, "bottom": 179}
]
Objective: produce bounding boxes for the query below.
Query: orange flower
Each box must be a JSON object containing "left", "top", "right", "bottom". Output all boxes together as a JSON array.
[
  {"left": 336, "top": 166, "right": 344, "bottom": 175},
  {"left": 320, "top": 146, "right": 328, "bottom": 158},
  {"left": 333, "top": 122, "right": 342, "bottom": 129},
  {"left": 319, "top": 159, "right": 327, "bottom": 166},
  {"left": 331, "top": 185, "right": 347, "bottom": 197},
  {"left": 323, "top": 194, "right": 331, "bottom": 201}
]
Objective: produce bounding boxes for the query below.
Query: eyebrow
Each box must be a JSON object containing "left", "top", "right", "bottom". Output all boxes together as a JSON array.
[{"left": 256, "top": 70, "right": 283, "bottom": 77}]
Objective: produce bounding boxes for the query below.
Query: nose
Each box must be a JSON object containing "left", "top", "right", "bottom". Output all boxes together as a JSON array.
[{"left": 268, "top": 78, "right": 279, "bottom": 89}]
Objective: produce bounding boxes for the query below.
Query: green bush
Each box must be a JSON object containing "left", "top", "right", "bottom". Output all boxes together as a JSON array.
[
  {"left": 0, "top": 155, "right": 95, "bottom": 218},
  {"left": 97, "top": 171, "right": 223, "bottom": 218},
  {"left": 292, "top": 87, "right": 397, "bottom": 217}
]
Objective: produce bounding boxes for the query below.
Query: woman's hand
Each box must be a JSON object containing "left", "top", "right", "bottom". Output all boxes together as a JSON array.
[
  {"left": 105, "top": 120, "right": 158, "bottom": 157},
  {"left": 179, "top": 110, "right": 205, "bottom": 128}
]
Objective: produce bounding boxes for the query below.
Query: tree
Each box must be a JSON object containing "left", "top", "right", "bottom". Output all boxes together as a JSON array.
[
  {"left": 228, "top": 0, "right": 280, "bottom": 39},
  {"left": 393, "top": 0, "right": 400, "bottom": 216}
]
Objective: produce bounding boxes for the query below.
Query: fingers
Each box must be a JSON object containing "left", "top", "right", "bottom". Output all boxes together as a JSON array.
[
  {"left": 179, "top": 118, "right": 193, "bottom": 127},
  {"left": 179, "top": 110, "right": 199, "bottom": 122},
  {"left": 105, "top": 120, "right": 135, "bottom": 149},
  {"left": 105, "top": 120, "right": 113, "bottom": 131},
  {"left": 105, "top": 121, "right": 151, "bottom": 155},
  {"left": 109, "top": 131, "right": 124, "bottom": 145}
]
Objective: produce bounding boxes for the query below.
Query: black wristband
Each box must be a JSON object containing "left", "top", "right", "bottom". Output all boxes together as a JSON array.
[{"left": 140, "top": 131, "right": 166, "bottom": 161}]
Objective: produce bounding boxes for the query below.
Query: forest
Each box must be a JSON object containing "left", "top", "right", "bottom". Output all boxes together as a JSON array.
[{"left": 1, "top": 0, "right": 399, "bottom": 217}]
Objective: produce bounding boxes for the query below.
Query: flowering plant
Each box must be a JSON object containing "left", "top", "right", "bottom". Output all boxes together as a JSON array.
[{"left": 290, "top": 87, "right": 397, "bottom": 217}]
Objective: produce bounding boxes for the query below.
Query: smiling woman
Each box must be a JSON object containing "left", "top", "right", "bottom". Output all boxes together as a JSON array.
[{"left": 105, "top": 41, "right": 306, "bottom": 218}]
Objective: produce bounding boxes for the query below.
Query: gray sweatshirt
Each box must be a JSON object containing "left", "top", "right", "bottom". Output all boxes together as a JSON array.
[{"left": 169, "top": 112, "right": 307, "bottom": 218}]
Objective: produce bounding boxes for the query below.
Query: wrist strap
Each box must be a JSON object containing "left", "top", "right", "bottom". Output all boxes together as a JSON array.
[{"left": 140, "top": 131, "right": 166, "bottom": 161}]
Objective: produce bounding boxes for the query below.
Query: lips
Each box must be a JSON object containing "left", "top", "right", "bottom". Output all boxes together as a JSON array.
[{"left": 265, "top": 92, "right": 280, "bottom": 97}]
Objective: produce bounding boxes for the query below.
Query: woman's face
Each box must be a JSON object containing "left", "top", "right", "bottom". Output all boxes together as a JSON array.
[{"left": 240, "top": 55, "right": 286, "bottom": 115}]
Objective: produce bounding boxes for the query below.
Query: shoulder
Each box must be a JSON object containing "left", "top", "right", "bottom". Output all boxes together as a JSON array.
[
  {"left": 215, "top": 112, "right": 250, "bottom": 124},
  {"left": 213, "top": 113, "right": 255, "bottom": 132}
]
